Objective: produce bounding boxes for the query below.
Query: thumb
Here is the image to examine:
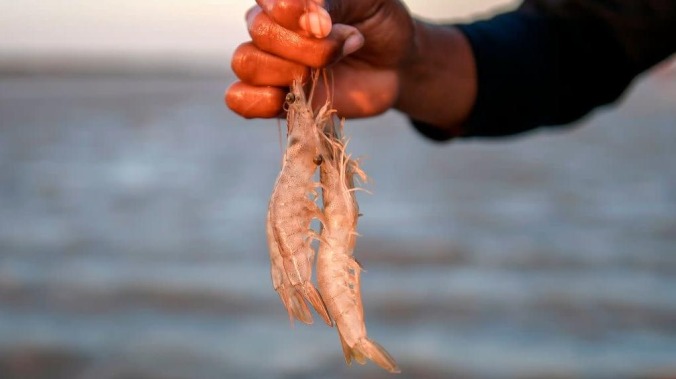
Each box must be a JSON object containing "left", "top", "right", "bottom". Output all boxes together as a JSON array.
[
  {"left": 257, "top": 0, "right": 332, "bottom": 38},
  {"left": 330, "top": 23, "right": 365, "bottom": 60}
]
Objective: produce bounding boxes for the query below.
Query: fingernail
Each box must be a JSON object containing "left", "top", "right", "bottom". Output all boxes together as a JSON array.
[
  {"left": 299, "top": 9, "right": 332, "bottom": 38},
  {"left": 342, "top": 32, "right": 364, "bottom": 56}
]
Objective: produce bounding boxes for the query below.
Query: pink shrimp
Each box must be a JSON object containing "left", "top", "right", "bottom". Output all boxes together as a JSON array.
[
  {"left": 266, "top": 79, "right": 332, "bottom": 326},
  {"left": 316, "top": 120, "right": 400, "bottom": 373}
]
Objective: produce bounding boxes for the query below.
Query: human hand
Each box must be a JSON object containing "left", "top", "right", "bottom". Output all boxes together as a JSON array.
[{"left": 225, "top": 0, "right": 416, "bottom": 119}]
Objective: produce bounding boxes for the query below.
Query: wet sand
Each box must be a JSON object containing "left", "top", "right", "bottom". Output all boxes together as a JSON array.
[{"left": 0, "top": 71, "right": 675, "bottom": 379}]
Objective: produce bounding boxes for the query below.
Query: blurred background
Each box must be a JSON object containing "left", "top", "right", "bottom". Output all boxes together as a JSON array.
[{"left": 1, "top": 0, "right": 675, "bottom": 378}]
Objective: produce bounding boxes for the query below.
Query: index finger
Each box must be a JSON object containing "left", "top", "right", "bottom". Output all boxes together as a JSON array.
[{"left": 256, "top": 0, "right": 332, "bottom": 38}]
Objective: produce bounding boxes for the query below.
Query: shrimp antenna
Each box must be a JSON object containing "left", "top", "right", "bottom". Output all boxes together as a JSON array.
[
  {"left": 307, "top": 69, "right": 321, "bottom": 105},
  {"left": 276, "top": 118, "right": 284, "bottom": 167},
  {"left": 322, "top": 68, "right": 333, "bottom": 107}
]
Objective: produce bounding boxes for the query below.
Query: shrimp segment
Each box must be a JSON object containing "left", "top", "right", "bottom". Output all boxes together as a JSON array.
[
  {"left": 317, "top": 120, "right": 400, "bottom": 373},
  {"left": 266, "top": 80, "right": 332, "bottom": 326},
  {"left": 267, "top": 219, "right": 313, "bottom": 324}
]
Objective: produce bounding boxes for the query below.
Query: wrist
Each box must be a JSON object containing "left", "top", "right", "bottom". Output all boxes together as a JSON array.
[{"left": 394, "top": 20, "right": 477, "bottom": 136}]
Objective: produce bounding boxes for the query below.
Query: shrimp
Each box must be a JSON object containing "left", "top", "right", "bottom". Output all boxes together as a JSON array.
[
  {"left": 316, "top": 119, "right": 400, "bottom": 373},
  {"left": 266, "top": 79, "right": 332, "bottom": 326}
]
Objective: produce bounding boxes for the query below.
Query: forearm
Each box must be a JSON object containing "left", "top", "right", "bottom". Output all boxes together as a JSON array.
[
  {"left": 394, "top": 21, "right": 477, "bottom": 139},
  {"left": 455, "top": 6, "right": 640, "bottom": 138},
  {"left": 403, "top": 0, "right": 676, "bottom": 141}
]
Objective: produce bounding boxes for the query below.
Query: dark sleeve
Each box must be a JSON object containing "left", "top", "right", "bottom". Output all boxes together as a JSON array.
[{"left": 413, "top": 0, "right": 676, "bottom": 140}]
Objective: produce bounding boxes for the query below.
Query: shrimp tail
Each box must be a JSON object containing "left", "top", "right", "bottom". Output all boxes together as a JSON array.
[
  {"left": 337, "top": 328, "right": 361, "bottom": 365},
  {"left": 338, "top": 330, "right": 401, "bottom": 374},
  {"left": 280, "top": 254, "right": 333, "bottom": 326},
  {"left": 338, "top": 330, "right": 400, "bottom": 374},
  {"left": 300, "top": 282, "right": 333, "bottom": 326},
  {"left": 356, "top": 338, "right": 401, "bottom": 374},
  {"left": 276, "top": 285, "right": 313, "bottom": 325}
]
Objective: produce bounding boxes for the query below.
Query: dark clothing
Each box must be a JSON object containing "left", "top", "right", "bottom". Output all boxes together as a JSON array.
[{"left": 413, "top": 0, "right": 676, "bottom": 140}]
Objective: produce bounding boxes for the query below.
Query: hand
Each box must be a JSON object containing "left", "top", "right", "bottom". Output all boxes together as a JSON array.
[
  {"left": 226, "top": 0, "right": 415, "bottom": 119},
  {"left": 225, "top": 0, "right": 477, "bottom": 135}
]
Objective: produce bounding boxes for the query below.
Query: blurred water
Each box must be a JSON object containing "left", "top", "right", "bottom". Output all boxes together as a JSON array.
[{"left": 0, "top": 72, "right": 675, "bottom": 379}]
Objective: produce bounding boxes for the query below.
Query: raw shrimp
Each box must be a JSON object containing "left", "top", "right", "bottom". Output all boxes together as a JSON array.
[
  {"left": 316, "top": 120, "right": 400, "bottom": 373},
  {"left": 266, "top": 79, "right": 332, "bottom": 326}
]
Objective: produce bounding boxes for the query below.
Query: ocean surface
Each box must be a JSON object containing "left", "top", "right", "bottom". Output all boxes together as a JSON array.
[{"left": 0, "top": 70, "right": 675, "bottom": 379}]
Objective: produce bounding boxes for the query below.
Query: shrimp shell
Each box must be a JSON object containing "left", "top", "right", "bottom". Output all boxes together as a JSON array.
[
  {"left": 317, "top": 120, "right": 400, "bottom": 373},
  {"left": 266, "top": 80, "right": 332, "bottom": 326}
]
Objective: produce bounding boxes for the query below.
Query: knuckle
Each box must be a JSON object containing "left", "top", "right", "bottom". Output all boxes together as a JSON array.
[
  {"left": 250, "top": 22, "right": 278, "bottom": 53},
  {"left": 227, "top": 85, "right": 284, "bottom": 119},
  {"left": 248, "top": 11, "right": 271, "bottom": 39},
  {"left": 231, "top": 43, "right": 258, "bottom": 82}
]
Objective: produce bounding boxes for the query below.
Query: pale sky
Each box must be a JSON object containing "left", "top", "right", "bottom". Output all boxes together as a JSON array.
[{"left": 0, "top": 0, "right": 518, "bottom": 59}]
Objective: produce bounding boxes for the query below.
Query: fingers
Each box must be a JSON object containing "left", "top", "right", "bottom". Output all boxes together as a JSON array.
[
  {"left": 232, "top": 42, "right": 309, "bottom": 86},
  {"left": 227, "top": 26, "right": 364, "bottom": 118},
  {"left": 225, "top": 82, "right": 286, "bottom": 119},
  {"left": 256, "top": 0, "right": 331, "bottom": 38},
  {"left": 228, "top": 1, "right": 367, "bottom": 119},
  {"left": 247, "top": 6, "right": 336, "bottom": 68}
]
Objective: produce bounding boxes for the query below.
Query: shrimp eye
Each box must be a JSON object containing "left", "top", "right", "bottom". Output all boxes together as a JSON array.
[
  {"left": 313, "top": 155, "right": 323, "bottom": 165},
  {"left": 285, "top": 92, "right": 296, "bottom": 104}
]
